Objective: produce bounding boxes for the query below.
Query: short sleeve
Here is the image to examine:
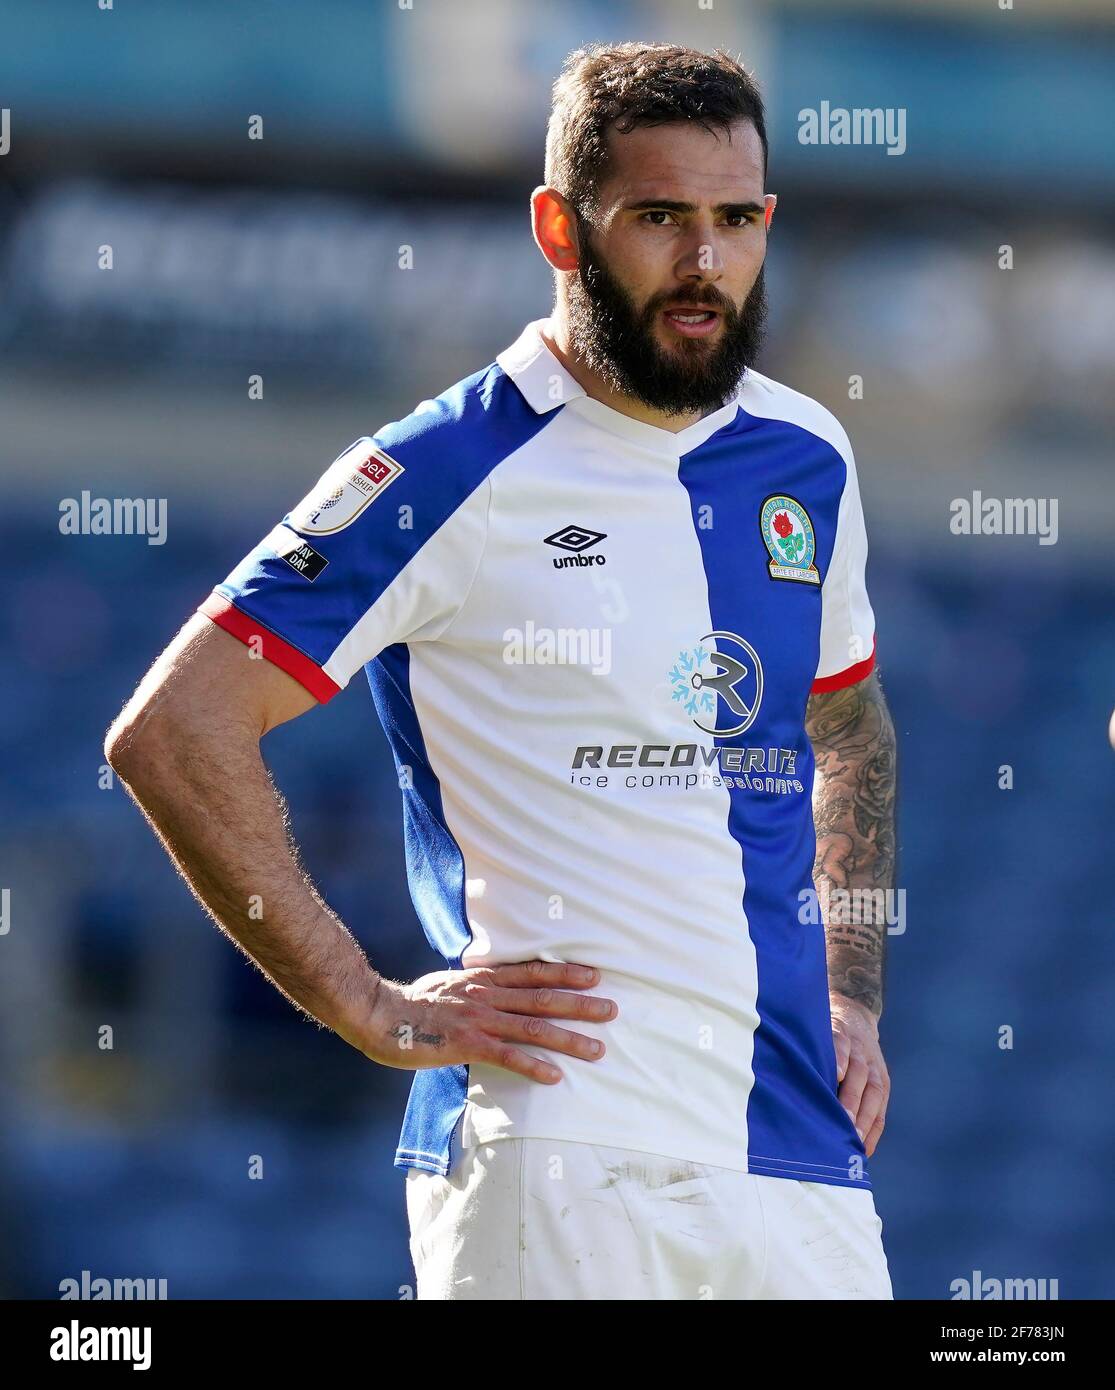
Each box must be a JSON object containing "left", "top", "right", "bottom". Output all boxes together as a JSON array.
[
  {"left": 811, "top": 444, "right": 877, "bottom": 693},
  {"left": 199, "top": 435, "right": 491, "bottom": 702}
]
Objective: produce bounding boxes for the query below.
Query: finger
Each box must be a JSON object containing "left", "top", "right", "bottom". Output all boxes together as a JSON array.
[
  {"left": 489, "top": 1011, "right": 607, "bottom": 1063},
  {"left": 465, "top": 1034, "right": 564, "bottom": 1084},
  {"left": 855, "top": 1076, "right": 887, "bottom": 1149},
  {"left": 480, "top": 984, "right": 617, "bottom": 1022},
  {"left": 479, "top": 960, "right": 600, "bottom": 991},
  {"left": 833, "top": 1030, "right": 851, "bottom": 1083},
  {"left": 838, "top": 1054, "right": 870, "bottom": 1135},
  {"left": 863, "top": 1108, "right": 886, "bottom": 1158}
]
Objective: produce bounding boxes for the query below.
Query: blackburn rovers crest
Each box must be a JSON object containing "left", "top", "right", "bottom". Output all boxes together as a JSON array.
[{"left": 759, "top": 494, "right": 820, "bottom": 584}]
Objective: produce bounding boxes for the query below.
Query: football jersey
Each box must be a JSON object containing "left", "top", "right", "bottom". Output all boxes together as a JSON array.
[{"left": 200, "top": 318, "right": 879, "bottom": 1190}]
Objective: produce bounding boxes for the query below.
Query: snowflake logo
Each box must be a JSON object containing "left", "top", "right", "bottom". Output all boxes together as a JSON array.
[{"left": 667, "top": 644, "right": 716, "bottom": 719}]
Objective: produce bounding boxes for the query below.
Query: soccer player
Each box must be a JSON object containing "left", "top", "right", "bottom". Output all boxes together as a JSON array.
[{"left": 106, "top": 42, "right": 897, "bottom": 1300}]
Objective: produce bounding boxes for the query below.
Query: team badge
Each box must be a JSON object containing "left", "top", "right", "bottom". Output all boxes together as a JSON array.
[
  {"left": 288, "top": 438, "right": 404, "bottom": 535},
  {"left": 759, "top": 494, "right": 820, "bottom": 584}
]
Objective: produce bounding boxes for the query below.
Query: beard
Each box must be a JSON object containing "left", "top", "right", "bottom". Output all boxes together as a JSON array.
[{"left": 565, "top": 221, "right": 768, "bottom": 418}]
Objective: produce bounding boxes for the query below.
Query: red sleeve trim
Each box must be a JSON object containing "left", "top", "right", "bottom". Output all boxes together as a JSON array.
[
  {"left": 810, "top": 636, "right": 877, "bottom": 694},
  {"left": 198, "top": 592, "right": 343, "bottom": 704}
]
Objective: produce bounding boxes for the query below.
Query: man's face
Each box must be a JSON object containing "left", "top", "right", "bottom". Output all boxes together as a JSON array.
[{"left": 565, "top": 118, "right": 770, "bottom": 417}]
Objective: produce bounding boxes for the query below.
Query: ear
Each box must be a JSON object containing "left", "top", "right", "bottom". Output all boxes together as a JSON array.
[
  {"left": 531, "top": 187, "right": 581, "bottom": 272},
  {"left": 764, "top": 193, "right": 778, "bottom": 232}
]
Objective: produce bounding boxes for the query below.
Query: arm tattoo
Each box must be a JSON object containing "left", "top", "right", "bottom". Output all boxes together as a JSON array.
[{"left": 805, "top": 669, "right": 897, "bottom": 1018}]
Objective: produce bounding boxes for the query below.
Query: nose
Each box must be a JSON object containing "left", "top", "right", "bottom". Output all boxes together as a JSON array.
[{"left": 675, "top": 218, "right": 725, "bottom": 283}]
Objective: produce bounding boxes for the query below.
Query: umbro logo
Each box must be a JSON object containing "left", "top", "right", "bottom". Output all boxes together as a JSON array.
[
  {"left": 544, "top": 524, "right": 608, "bottom": 569},
  {"left": 545, "top": 525, "right": 607, "bottom": 552}
]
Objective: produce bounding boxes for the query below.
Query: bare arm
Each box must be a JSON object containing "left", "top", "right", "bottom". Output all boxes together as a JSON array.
[
  {"left": 105, "top": 614, "right": 615, "bottom": 1079},
  {"left": 805, "top": 667, "right": 897, "bottom": 1154}
]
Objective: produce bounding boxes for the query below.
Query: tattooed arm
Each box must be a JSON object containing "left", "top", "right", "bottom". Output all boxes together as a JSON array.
[{"left": 805, "top": 668, "right": 897, "bottom": 1156}]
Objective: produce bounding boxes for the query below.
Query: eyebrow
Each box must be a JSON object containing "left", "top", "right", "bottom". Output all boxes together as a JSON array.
[{"left": 623, "top": 198, "right": 765, "bottom": 217}]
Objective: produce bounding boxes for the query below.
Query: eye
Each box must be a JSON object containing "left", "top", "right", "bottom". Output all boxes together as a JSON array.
[
  {"left": 724, "top": 213, "right": 755, "bottom": 228},
  {"left": 640, "top": 210, "right": 676, "bottom": 226}
]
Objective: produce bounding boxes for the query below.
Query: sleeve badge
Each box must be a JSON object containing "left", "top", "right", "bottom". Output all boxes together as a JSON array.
[{"left": 759, "top": 494, "right": 820, "bottom": 584}]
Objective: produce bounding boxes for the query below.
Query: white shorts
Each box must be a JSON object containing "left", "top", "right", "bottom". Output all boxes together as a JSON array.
[{"left": 405, "top": 1138, "right": 892, "bottom": 1300}]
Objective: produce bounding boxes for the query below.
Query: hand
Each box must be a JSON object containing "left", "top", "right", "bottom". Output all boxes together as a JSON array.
[
  {"left": 363, "top": 960, "right": 617, "bottom": 1083},
  {"left": 830, "top": 993, "right": 889, "bottom": 1157}
]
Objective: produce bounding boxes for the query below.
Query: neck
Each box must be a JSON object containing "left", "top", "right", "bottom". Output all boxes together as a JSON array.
[{"left": 541, "top": 311, "right": 725, "bottom": 434}]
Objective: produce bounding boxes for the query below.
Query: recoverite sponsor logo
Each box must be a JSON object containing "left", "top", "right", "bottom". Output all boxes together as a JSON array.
[
  {"left": 49, "top": 1321, "right": 152, "bottom": 1370},
  {"left": 570, "top": 743, "right": 804, "bottom": 794}
]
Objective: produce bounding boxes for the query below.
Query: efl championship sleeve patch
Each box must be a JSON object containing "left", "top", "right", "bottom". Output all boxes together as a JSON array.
[{"left": 287, "top": 438, "right": 405, "bottom": 536}]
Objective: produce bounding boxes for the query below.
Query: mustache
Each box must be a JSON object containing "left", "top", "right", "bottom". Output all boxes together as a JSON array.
[
  {"left": 580, "top": 270, "right": 737, "bottom": 320},
  {"left": 646, "top": 287, "right": 736, "bottom": 315}
]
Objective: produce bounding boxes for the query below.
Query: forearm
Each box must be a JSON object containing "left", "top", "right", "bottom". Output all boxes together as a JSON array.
[
  {"left": 107, "top": 714, "right": 379, "bottom": 1051},
  {"left": 805, "top": 669, "right": 897, "bottom": 1018}
]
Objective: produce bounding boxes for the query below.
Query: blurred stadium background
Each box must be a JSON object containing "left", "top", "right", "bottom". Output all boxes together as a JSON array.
[{"left": 1, "top": 0, "right": 1112, "bottom": 1300}]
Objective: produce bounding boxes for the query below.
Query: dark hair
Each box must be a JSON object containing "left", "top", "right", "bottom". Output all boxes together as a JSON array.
[{"left": 544, "top": 42, "right": 768, "bottom": 221}]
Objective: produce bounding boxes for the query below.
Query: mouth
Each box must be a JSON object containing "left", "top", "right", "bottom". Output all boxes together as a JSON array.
[{"left": 661, "top": 306, "right": 721, "bottom": 339}]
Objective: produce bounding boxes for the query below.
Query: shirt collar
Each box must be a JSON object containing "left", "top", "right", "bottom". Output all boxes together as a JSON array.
[
  {"left": 496, "top": 318, "right": 585, "bottom": 414},
  {"left": 496, "top": 318, "right": 742, "bottom": 456}
]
